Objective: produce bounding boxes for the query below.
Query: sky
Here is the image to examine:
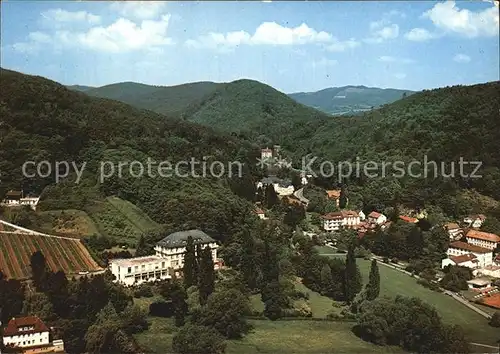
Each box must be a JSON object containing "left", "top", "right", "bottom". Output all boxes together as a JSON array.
[{"left": 1, "top": 1, "right": 499, "bottom": 93}]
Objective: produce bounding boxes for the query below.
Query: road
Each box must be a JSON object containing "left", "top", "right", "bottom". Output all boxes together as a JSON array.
[{"left": 294, "top": 188, "right": 309, "bottom": 206}]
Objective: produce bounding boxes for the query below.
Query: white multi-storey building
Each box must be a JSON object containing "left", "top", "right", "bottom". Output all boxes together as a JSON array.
[
  {"left": 465, "top": 230, "right": 500, "bottom": 251},
  {"left": 446, "top": 241, "right": 493, "bottom": 268},
  {"left": 155, "top": 230, "right": 218, "bottom": 269},
  {"left": 109, "top": 230, "right": 220, "bottom": 287},
  {"left": 109, "top": 256, "right": 172, "bottom": 287},
  {"left": 322, "top": 211, "right": 360, "bottom": 232},
  {"left": 1, "top": 190, "right": 40, "bottom": 210},
  {"left": 2, "top": 316, "right": 64, "bottom": 352}
]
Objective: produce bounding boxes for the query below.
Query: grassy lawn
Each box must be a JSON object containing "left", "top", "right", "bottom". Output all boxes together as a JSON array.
[
  {"left": 134, "top": 317, "right": 404, "bottom": 354},
  {"left": 294, "top": 282, "right": 338, "bottom": 318},
  {"left": 227, "top": 320, "right": 404, "bottom": 354},
  {"left": 318, "top": 252, "right": 499, "bottom": 345}
]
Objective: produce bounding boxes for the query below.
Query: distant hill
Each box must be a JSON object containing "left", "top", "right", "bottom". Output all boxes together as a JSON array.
[
  {"left": 289, "top": 85, "right": 415, "bottom": 115},
  {"left": 83, "top": 81, "right": 222, "bottom": 117},
  {"left": 283, "top": 81, "right": 500, "bottom": 211},
  {"left": 66, "top": 84, "right": 95, "bottom": 92},
  {"left": 182, "top": 79, "right": 331, "bottom": 142},
  {"left": 0, "top": 68, "right": 259, "bottom": 246}
]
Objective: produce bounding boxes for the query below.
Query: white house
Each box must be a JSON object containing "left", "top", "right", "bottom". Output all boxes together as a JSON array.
[
  {"left": 447, "top": 241, "right": 493, "bottom": 268},
  {"left": 2, "top": 316, "right": 64, "bottom": 352},
  {"left": 109, "top": 256, "right": 172, "bottom": 287},
  {"left": 464, "top": 214, "right": 486, "bottom": 229},
  {"left": 474, "top": 265, "right": 500, "bottom": 279},
  {"left": 321, "top": 211, "right": 361, "bottom": 232},
  {"left": 255, "top": 207, "right": 267, "bottom": 220},
  {"left": 444, "top": 223, "right": 463, "bottom": 240},
  {"left": 441, "top": 253, "right": 479, "bottom": 269},
  {"left": 154, "top": 229, "right": 219, "bottom": 270},
  {"left": 367, "top": 211, "right": 387, "bottom": 225},
  {"left": 256, "top": 177, "right": 295, "bottom": 196},
  {"left": 358, "top": 210, "right": 366, "bottom": 221},
  {"left": 466, "top": 277, "right": 492, "bottom": 290},
  {"left": 261, "top": 148, "right": 273, "bottom": 160},
  {"left": 465, "top": 230, "right": 500, "bottom": 251},
  {"left": 1, "top": 191, "right": 40, "bottom": 210}
]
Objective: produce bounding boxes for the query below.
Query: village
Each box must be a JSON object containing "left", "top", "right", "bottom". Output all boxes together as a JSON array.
[
  {"left": 1, "top": 144, "right": 499, "bottom": 353},
  {"left": 251, "top": 146, "right": 500, "bottom": 315}
]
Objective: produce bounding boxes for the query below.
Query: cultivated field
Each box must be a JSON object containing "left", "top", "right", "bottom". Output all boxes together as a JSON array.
[{"left": 0, "top": 232, "right": 102, "bottom": 279}]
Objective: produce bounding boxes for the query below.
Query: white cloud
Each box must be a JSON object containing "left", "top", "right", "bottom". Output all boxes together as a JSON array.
[
  {"left": 365, "top": 24, "right": 399, "bottom": 43},
  {"left": 186, "top": 22, "right": 348, "bottom": 50},
  {"left": 41, "top": 9, "right": 101, "bottom": 24},
  {"left": 378, "top": 56, "right": 414, "bottom": 64},
  {"left": 312, "top": 58, "right": 338, "bottom": 67},
  {"left": 394, "top": 73, "right": 407, "bottom": 79},
  {"left": 12, "top": 15, "right": 174, "bottom": 54},
  {"left": 110, "top": 1, "right": 168, "bottom": 20},
  {"left": 423, "top": 1, "right": 499, "bottom": 38},
  {"left": 404, "top": 28, "right": 437, "bottom": 42},
  {"left": 325, "top": 38, "right": 360, "bottom": 52},
  {"left": 453, "top": 53, "right": 471, "bottom": 63}
]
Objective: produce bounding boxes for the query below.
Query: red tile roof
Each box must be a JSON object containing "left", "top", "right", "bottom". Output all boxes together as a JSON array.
[
  {"left": 326, "top": 190, "right": 341, "bottom": 199},
  {"left": 466, "top": 230, "right": 500, "bottom": 243},
  {"left": 3, "top": 316, "right": 50, "bottom": 337},
  {"left": 255, "top": 207, "right": 265, "bottom": 214},
  {"left": 449, "top": 241, "right": 492, "bottom": 254},
  {"left": 368, "top": 211, "right": 382, "bottom": 218},
  {"left": 399, "top": 215, "right": 418, "bottom": 223},
  {"left": 449, "top": 253, "right": 478, "bottom": 265}
]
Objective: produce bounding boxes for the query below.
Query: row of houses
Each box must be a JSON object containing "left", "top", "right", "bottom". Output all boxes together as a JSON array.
[
  {"left": 320, "top": 209, "right": 417, "bottom": 233},
  {"left": 1, "top": 190, "right": 40, "bottom": 210},
  {"left": 1, "top": 316, "right": 64, "bottom": 353},
  {"left": 109, "top": 229, "right": 222, "bottom": 287}
]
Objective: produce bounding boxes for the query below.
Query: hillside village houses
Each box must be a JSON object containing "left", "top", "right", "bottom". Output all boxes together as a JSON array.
[
  {"left": 109, "top": 230, "right": 220, "bottom": 287},
  {"left": 443, "top": 241, "right": 493, "bottom": 268},
  {"left": 325, "top": 190, "right": 343, "bottom": 207},
  {"left": 1, "top": 316, "right": 64, "bottom": 353},
  {"left": 444, "top": 222, "right": 463, "bottom": 240},
  {"left": 464, "top": 214, "right": 486, "bottom": 229},
  {"left": 256, "top": 176, "right": 295, "bottom": 196},
  {"left": 321, "top": 210, "right": 361, "bottom": 232},
  {"left": 367, "top": 211, "right": 387, "bottom": 225},
  {"left": 465, "top": 230, "right": 500, "bottom": 251},
  {"left": 255, "top": 206, "right": 267, "bottom": 220},
  {"left": 1, "top": 190, "right": 40, "bottom": 210}
]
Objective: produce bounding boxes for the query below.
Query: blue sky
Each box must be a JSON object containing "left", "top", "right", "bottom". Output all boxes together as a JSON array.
[{"left": 1, "top": 1, "right": 499, "bottom": 93}]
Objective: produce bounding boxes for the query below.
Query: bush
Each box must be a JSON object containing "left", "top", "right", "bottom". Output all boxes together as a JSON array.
[
  {"left": 172, "top": 324, "right": 226, "bottom": 354},
  {"left": 133, "top": 284, "right": 154, "bottom": 298},
  {"left": 489, "top": 311, "right": 500, "bottom": 327},
  {"left": 149, "top": 301, "right": 174, "bottom": 317}
]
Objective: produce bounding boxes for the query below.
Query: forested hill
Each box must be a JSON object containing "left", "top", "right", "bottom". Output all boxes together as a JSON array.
[
  {"left": 79, "top": 81, "right": 222, "bottom": 117},
  {"left": 181, "top": 79, "right": 332, "bottom": 143},
  {"left": 284, "top": 81, "right": 500, "bottom": 211},
  {"left": 289, "top": 85, "right": 415, "bottom": 115},
  {"left": 0, "top": 68, "right": 260, "bottom": 243}
]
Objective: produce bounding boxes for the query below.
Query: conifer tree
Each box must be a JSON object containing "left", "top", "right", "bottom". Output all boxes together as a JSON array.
[
  {"left": 198, "top": 246, "right": 215, "bottom": 305},
  {"left": 344, "top": 245, "right": 362, "bottom": 303},
  {"left": 135, "top": 235, "right": 148, "bottom": 257},
  {"left": 366, "top": 259, "right": 380, "bottom": 301},
  {"left": 171, "top": 281, "right": 188, "bottom": 327},
  {"left": 182, "top": 236, "right": 196, "bottom": 289},
  {"left": 339, "top": 185, "right": 348, "bottom": 209}
]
